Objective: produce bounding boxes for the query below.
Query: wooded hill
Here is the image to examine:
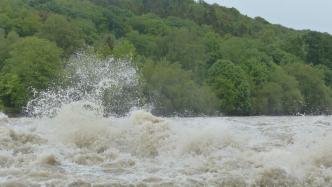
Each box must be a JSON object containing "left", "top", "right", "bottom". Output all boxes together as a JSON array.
[{"left": 1, "top": 0, "right": 332, "bottom": 116}]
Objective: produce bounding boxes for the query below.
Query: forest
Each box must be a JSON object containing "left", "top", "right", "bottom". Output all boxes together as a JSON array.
[{"left": 1, "top": 0, "right": 332, "bottom": 116}]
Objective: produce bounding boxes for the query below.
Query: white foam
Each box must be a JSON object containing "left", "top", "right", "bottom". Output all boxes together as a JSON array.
[
  {"left": 1, "top": 114, "right": 332, "bottom": 186},
  {"left": 0, "top": 113, "right": 8, "bottom": 125},
  {"left": 1, "top": 53, "right": 330, "bottom": 186}
]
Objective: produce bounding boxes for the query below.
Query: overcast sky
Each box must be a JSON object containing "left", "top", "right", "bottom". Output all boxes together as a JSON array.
[{"left": 205, "top": 0, "right": 332, "bottom": 34}]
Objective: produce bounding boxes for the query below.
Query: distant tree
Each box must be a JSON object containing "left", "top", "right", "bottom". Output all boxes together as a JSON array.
[
  {"left": 0, "top": 37, "right": 63, "bottom": 112},
  {"left": 94, "top": 33, "right": 116, "bottom": 57},
  {"left": 203, "top": 31, "right": 223, "bottom": 66},
  {"left": 0, "top": 31, "right": 20, "bottom": 67},
  {"left": 218, "top": 37, "right": 269, "bottom": 65},
  {"left": 142, "top": 60, "right": 218, "bottom": 116},
  {"left": 158, "top": 28, "right": 207, "bottom": 80},
  {"left": 240, "top": 57, "right": 271, "bottom": 87},
  {"left": 305, "top": 31, "right": 332, "bottom": 68},
  {"left": 73, "top": 19, "right": 98, "bottom": 45},
  {"left": 208, "top": 60, "right": 251, "bottom": 115},
  {"left": 252, "top": 67, "right": 303, "bottom": 115},
  {"left": 316, "top": 64, "right": 332, "bottom": 88},
  {"left": 126, "top": 31, "right": 158, "bottom": 57},
  {"left": 127, "top": 14, "right": 169, "bottom": 36},
  {"left": 271, "top": 67, "right": 304, "bottom": 114},
  {"left": 112, "top": 39, "right": 136, "bottom": 59},
  {"left": 39, "top": 14, "right": 83, "bottom": 56},
  {"left": 0, "top": 0, "right": 41, "bottom": 36},
  {"left": 284, "top": 63, "right": 332, "bottom": 114}
]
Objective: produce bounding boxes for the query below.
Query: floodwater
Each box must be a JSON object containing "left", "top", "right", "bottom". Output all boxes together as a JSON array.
[
  {"left": 0, "top": 109, "right": 332, "bottom": 186},
  {"left": 1, "top": 54, "right": 331, "bottom": 186}
]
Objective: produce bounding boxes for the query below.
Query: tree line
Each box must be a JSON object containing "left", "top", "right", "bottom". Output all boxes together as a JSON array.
[{"left": 1, "top": 0, "right": 332, "bottom": 116}]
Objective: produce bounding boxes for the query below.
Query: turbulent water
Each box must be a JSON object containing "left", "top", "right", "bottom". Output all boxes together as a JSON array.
[
  {"left": 1, "top": 54, "right": 332, "bottom": 186},
  {"left": 1, "top": 113, "right": 332, "bottom": 186}
]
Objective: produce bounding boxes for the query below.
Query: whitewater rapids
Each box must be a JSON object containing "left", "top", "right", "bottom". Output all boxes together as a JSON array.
[
  {"left": 1, "top": 53, "right": 332, "bottom": 186},
  {"left": 0, "top": 108, "right": 332, "bottom": 186}
]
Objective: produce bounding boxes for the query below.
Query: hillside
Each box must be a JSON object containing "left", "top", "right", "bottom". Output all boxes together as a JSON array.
[{"left": 1, "top": 0, "right": 332, "bottom": 116}]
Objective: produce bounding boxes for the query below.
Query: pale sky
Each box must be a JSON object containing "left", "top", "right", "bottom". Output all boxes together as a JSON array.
[{"left": 205, "top": 0, "right": 332, "bottom": 34}]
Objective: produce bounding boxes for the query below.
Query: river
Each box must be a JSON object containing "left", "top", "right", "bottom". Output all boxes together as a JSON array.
[
  {"left": 1, "top": 54, "right": 331, "bottom": 186},
  {"left": 0, "top": 107, "right": 331, "bottom": 186}
]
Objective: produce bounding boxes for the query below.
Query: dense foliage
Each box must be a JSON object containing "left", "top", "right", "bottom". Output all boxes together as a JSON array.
[{"left": 1, "top": 0, "right": 332, "bottom": 116}]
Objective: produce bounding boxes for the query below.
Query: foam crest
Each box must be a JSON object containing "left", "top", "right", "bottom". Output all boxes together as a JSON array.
[
  {"left": 0, "top": 112, "right": 8, "bottom": 125},
  {"left": 178, "top": 125, "right": 246, "bottom": 155},
  {"left": 1, "top": 115, "right": 332, "bottom": 186},
  {"left": 50, "top": 102, "right": 112, "bottom": 151}
]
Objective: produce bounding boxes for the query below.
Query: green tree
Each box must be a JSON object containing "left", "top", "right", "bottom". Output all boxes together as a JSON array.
[
  {"left": 252, "top": 67, "right": 303, "bottom": 115},
  {"left": 0, "top": 0, "right": 41, "bottom": 36},
  {"left": 126, "top": 31, "right": 158, "bottom": 57},
  {"left": 316, "top": 64, "right": 332, "bottom": 88},
  {"left": 142, "top": 60, "right": 218, "bottom": 116},
  {"left": 158, "top": 28, "right": 207, "bottom": 80},
  {"left": 305, "top": 31, "right": 332, "bottom": 68},
  {"left": 112, "top": 39, "right": 136, "bottom": 59},
  {"left": 127, "top": 14, "right": 169, "bottom": 36},
  {"left": 271, "top": 68, "right": 304, "bottom": 114},
  {"left": 0, "top": 31, "right": 20, "bottom": 68},
  {"left": 39, "top": 14, "right": 83, "bottom": 56},
  {"left": 0, "top": 37, "right": 63, "bottom": 112},
  {"left": 203, "top": 31, "right": 223, "bottom": 66},
  {"left": 284, "top": 63, "right": 332, "bottom": 114},
  {"left": 208, "top": 60, "right": 251, "bottom": 115}
]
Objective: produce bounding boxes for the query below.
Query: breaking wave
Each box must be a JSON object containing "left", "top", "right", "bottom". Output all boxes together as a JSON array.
[{"left": 0, "top": 54, "right": 332, "bottom": 186}]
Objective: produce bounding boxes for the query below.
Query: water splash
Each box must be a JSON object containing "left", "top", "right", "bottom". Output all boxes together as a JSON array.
[
  {"left": 1, "top": 115, "right": 332, "bottom": 186},
  {"left": 26, "top": 52, "right": 142, "bottom": 117},
  {"left": 0, "top": 112, "right": 8, "bottom": 124},
  {"left": 1, "top": 52, "right": 331, "bottom": 186}
]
